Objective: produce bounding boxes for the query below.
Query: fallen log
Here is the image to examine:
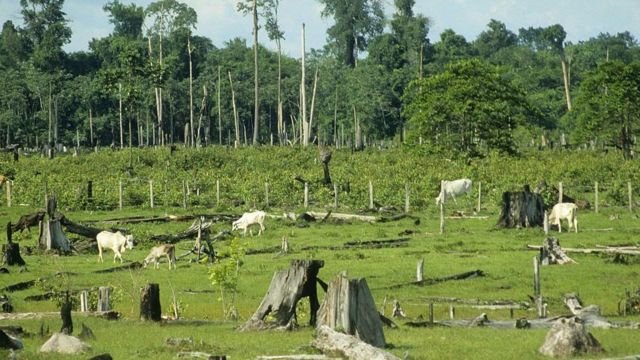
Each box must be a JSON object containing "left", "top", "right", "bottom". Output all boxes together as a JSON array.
[
  {"left": 527, "top": 245, "right": 640, "bottom": 256},
  {"left": 415, "top": 296, "right": 528, "bottom": 310},
  {"left": 300, "top": 238, "right": 410, "bottom": 252},
  {"left": 59, "top": 216, "right": 102, "bottom": 239},
  {"left": 85, "top": 214, "right": 236, "bottom": 225},
  {"left": 0, "top": 311, "right": 120, "bottom": 321},
  {"left": 382, "top": 270, "right": 485, "bottom": 289},
  {"left": 93, "top": 262, "right": 142, "bottom": 273},
  {"left": 312, "top": 325, "right": 400, "bottom": 360},
  {"left": 176, "top": 351, "right": 226, "bottom": 359},
  {"left": 256, "top": 356, "right": 340, "bottom": 360},
  {"left": 150, "top": 219, "right": 214, "bottom": 243},
  {"left": 305, "top": 211, "right": 377, "bottom": 223}
]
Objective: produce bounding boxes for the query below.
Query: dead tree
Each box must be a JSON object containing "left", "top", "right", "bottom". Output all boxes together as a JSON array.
[
  {"left": 313, "top": 325, "right": 400, "bottom": 360},
  {"left": 320, "top": 148, "right": 332, "bottom": 185},
  {"left": 496, "top": 185, "right": 545, "bottom": 229},
  {"left": 140, "top": 283, "right": 161, "bottom": 321},
  {"left": 239, "top": 260, "right": 324, "bottom": 331},
  {"left": 540, "top": 237, "right": 576, "bottom": 265},
  {"left": 38, "top": 197, "right": 71, "bottom": 252},
  {"left": 12, "top": 211, "right": 45, "bottom": 233},
  {"left": 316, "top": 273, "right": 386, "bottom": 348},
  {"left": 3, "top": 222, "right": 25, "bottom": 266}
]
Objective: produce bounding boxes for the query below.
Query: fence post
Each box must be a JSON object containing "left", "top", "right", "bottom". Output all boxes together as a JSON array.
[
  {"left": 182, "top": 180, "right": 187, "bottom": 209},
  {"left": 628, "top": 181, "right": 633, "bottom": 212},
  {"left": 439, "top": 181, "right": 445, "bottom": 234},
  {"left": 149, "top": 180, "right": 154, "bottom": 209},
  {"left": 98, "top": 286, "right": 111, "bottom": 312},
  {"left": 80, "top": 290, "right": 89, "bottom": 312},
  {"left": 118, "top": 181, "right": 123, "bottom": 210},
  {"left": 416, "top": 258, "right": 424, "bottom": 282},
  {"left": 333, "top": 183, "right": 338, "bottom": 209},
  {"left": 533, "top": 256, "right": 542, "bottom": 318},
  {"left": 265, "top": 182, "right": 269, "bottom": 208},
  {"left": 558, "top": 182, "right": 563, "bottom": 203},
  {"left": 543, "top": 211, "right": 549, "bottom": 235},
  {"left": 449, "top": 304, "right": 455, "bottom": 319},
  {"left": 216, "top": 179, "right": 220, "bottom": 207},
  {"left": 404, "top": 183, "right": 410, "bottom": 213},
  {"left": 595, "top": 181, "right": 599, "bottom": 214},
  {"left": 428, "top": 303, "right": 434, "bottom": 323},
  {"left": 477, "top": 181, "right": 482, "bottom": 213},
  {"left": 6, "top": 180, "right": 12, "bottom": 207},
  {"left": 304, "top": 182, "right": 309, "bottom": 209},
  {"left": 369, "top": 180, "right": 374, "bottom": 210}
]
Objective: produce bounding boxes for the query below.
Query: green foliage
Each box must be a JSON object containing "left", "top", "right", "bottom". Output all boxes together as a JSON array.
[{"left": 208, "top": 238, "right": 246, "bottom": 319}]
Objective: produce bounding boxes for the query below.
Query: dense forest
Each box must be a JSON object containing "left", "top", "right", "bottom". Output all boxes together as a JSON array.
[{"left": 1, "top": 0, "right": 639, "bottom": 158}]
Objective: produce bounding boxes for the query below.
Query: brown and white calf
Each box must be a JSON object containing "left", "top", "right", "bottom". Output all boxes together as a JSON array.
[
  {"left": 548, "top": 203, "right": 578, "bottom": 233},
  {"left": 143, "top": 244, "right": 176, "bottom": 269}
]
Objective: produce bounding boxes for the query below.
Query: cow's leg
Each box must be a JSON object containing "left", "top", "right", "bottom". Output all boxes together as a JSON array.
[
  {"left": 98, "top": 246, "right": 103, "bottom": 262},
  {"left": 259, "top": 222, "right": 265, "bottom": 236},
  {"left": 574, "top": 217, "right": 578, "bottom": 233},
  {"left": 557, "top": 220, "right": 562, "bottom": 233}
]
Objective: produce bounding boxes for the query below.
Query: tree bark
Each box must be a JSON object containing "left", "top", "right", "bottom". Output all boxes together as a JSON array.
[
  {"left": 252, "top": 0, "right": 259, "bottom": 145},
  {"left": 60, "top": 291, "right": 73, "bottom": 335},
  {"left": 496, "top": 186, "right": 545, "bottom": 228},
  {"left": 3, "top": 222, "right": 25, "bottom": 266},
  {"left": 561, "top": 57, "right": 572, "bottom": 111},
  {"left": 312, "top": 326, "right": 399, "bottom": 360}
]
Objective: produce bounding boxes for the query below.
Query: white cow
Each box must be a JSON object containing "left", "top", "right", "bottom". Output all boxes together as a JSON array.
[
  {"left": 548, "top": 202, "right": 578, "bottom": 233},
  {"left": 143, "top": 244, "right": 176, "bottom": 269},
  {"left": 435, "top": 178, "right": 473, "bottom": 206},
  {"left": 96, "top": 230, "right": 134, "bottom": 263},
  {"left": 232, "top": 210, "right": 266, "bottom": 236}
]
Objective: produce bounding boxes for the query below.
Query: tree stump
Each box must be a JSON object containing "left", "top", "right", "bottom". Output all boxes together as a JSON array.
[
  {"left": 496, "top": 185, "right": 545, "bottom": 228},
  {"left": 320, "top": 148, "right": 332, "bottom": 185},
  {"left": 239, "top": 260, "right": 324, "bottom": 331},
  {"left": 140, "top": 283, "right": 161, "bottom": 321},
  {"left": 38, "top": 197, "right": 71, "bottom": 252},
  {"left": 540, "top": 237, "right": 575, "bottom": 265},
  {"left": 3, "top": 222, "right": 25, "bottom": 266},
  {"left": 60, "top": 291, "right": 73, "bottom": 335},
  {"left": 539, "top": 317, "right": 602, "bottom": 357},
  {"left": 316, "top": 273, "right": 386, "bottom": 348}
]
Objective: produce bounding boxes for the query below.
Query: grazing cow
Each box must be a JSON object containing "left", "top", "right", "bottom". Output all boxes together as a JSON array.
[
  {"left": 548, "top": 202, "right": 578, "bottom": 233},
  {"left": 435, "top": 178, "right": 473, "bottom": 206},
  {"left": 96, "top": 231, "right": 134, "bottom": 263},
  {"left": 232, "top": 210, "right": 266, "bottom": 236},
  {"left": 143, "top": 244, "right": 176, "bottom": 270}
]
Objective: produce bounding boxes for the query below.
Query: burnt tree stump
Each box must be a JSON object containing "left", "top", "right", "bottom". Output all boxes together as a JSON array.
[
  {"left": 60, "top": 291, "right": 73, "bottom": 335},
  {"left": 496, "top": 185, "right": 545, "bottom": 229},
  {"left": 38, "top": 197, "right": 71, "bottom": 252},
  {"left": 239, "top": 259, "right": 324, "bottom": 331},
  {"left": 3, "top": 222, "right": 25, "bottom": 266},
  {"left": 320, "top": 148, "right": 332, "bottom": 185},
  {"left": 140, "top": 283, "right": 161, "bottom": 321},
  {"left": 316, "top": 273, "right": 386, "bottom": 348}
]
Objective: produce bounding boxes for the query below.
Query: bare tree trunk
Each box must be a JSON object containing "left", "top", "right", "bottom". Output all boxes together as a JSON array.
[
  {"left": 48, "top": 82, "right": 52, "bottom": 145},
  {"left": 89, "top": 107, "right": 94, "bottom": 147},
  {"left": 196, "top": 85, "right": 207, "bottom": 146},
  {"left": 119, "top": 83, "right": 124, "bottom": 149},
  {"left": 277, "top": 38, "right": 283, "bottom": 145},
  {"left": 308, "top": 68, "right": 319, "bottom": 144},
  {"left": 218, "top": 66, "right": 222, "bottom": 145},
  {"left": 561, "top": 57, "right": 572, "bottom": 111},
  {"left": 228, "top": 71, "right": 240, "bottom": 147},
  {"left": 252, "top": 0, "right": 260, "bottom": 145},
  {"left": 188, "top": 37, "right": 194, "bottom": 147},
  {"left": 301, "top": 23, "right": 308, "bottom": 146}
]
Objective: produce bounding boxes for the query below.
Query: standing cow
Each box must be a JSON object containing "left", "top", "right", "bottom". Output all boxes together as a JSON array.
[
  {"left": 96, "top": 231, "right": 134, "bottom": 263},
  {"left": 548, "top": 203, "right": 578, "bottom": 233},
  {"left": 435, "top": 179, "right": 473, "bottom": 206},
  {"left": 143, "top": 244, "right": 176, "bottom": 269}
]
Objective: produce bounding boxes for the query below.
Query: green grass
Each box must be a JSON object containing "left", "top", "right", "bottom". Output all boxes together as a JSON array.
[{"left": 2, "top": 200, "right": 640, "bottom": 359}]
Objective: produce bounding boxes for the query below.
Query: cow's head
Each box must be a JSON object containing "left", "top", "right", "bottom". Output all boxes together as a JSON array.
[
  {"left": 231, "top": 220, "right": 240, "bottom": 231},
  {"left": 124, "top": 234, "right": 134, "bottom": 250}
]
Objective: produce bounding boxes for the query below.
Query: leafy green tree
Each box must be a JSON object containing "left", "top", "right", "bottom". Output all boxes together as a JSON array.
[
  {"left": 20, "top": 0, "right": 71, "bottom": 72},
  {"left": 474, "top": 19, "right": 517, "bottom": 59},
  {"left": 389, "top": 0, "right": 430, "bottom": 70},
  {"left": 0, "top": 21, "right": 28, "bottom": 69},
  {"left": 428, "top": 29, "right": 475, "bottom": 73},
  {"left": 571, "top": 61, "right": 640, "bottom": 159},
  {"left": 103, "top": 0, "right": 145, "bottom": 39},
  {"left": 403, "top": 59, "right": 534, "bottom": 156},
  {"left": 319, "top": 0, "right": 384, "bottom": 67}
]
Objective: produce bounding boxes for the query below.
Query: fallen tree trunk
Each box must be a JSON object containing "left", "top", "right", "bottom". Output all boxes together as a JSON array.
[
  {"left": 304, "top": 211, "right": 377, "bottom": 223},
  {"left": 59, "top": 216, "right": 103, "bottom": 239},
  {"left": 150, "top": 219, "right": 214, "bottom": 243},
  {"left": 527, "top": 245, "right": 640, "bottom": 256},
  {"left": 300, "top": 238, "right": 409, "bottom": 252},
  {"left": 312, "top": 325, "right": 400, "bottom": 360},
  {"left": 93, "top": 262, "right": 142, "bottom": 273},
  {"left": 382, "top": 270, "right": 485, "bottom": 289},
  {"left": 84, "top": 214, "right": 236, "bottom": 225}
]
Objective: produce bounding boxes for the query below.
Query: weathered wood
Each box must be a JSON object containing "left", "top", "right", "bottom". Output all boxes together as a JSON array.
[
  {"left": 150, "top": 219, "right": 215, "bottom": 243},
  {"left": 527, "top": 245, "right": 640, "bottom": 256},
  {"left": 316, "top": 274, "right": 386, "bottom": 348},
  {"left": 240, "top": 260, "right": 324, "bottom": 331},
  {"left": 177, "top": 351, "right": 226, "bottom": 359},
  {"left": 539, "top": 317, "right": 602, "bottom": 357},
  {"left": 0, "top": 329, "right": 22, "bottom": 350},
  {"left": 11, "top": 211, "right": 45, "bottom": 233},
  {"left": 496, "top": 186, "right": 545, "bottom": 228},
  {"left": 3, "top": 222, "right": 25, "bottom": 266},
  {"left": 60, "top": 292, "right": 73, "bottom": 335},
  {"left": 383, "top": 269, "right": 485, "bottom": 289},
  {"left": 80, "top": 291, "right": 89, "bottom": 312},
  {"left": 416, "top": 258, "right": 424, "bottom": 282},
  {"left": 140, "top": 283, "right": 161, "bottom": 321},
  {"left": 98, "top": 287, "right": 111, "bottom": 312},
  {"left": 304, "top": 211, "right": 377, "bottom": 222},
  {"left": 59, "top": 215, "right": 102, "bottom": 239},
  {"left": 38, "top": 197, "right": 71, "bottom": 252},
  {"left": 257, "top": 355, "right": 339, "bottom": 360},
  {"left": 0, "top": 294, "right": 12, "bottom": 313},
  {"left": 93, "top": 261, "right": 142, "bottom": 274},
  {"left": 540, "top": 237, "right": 576, "bottom": 265},
  {"left": 300, "top": 238, "right": 409, "bottom": 252},
  {"left": 312, "top": 325, "right": 399, "bottom": 360}
]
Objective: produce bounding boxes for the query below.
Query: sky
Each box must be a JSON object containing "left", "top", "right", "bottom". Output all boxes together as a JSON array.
[{"left": 0, "top": 0, "right": 639, "bottom": 57}]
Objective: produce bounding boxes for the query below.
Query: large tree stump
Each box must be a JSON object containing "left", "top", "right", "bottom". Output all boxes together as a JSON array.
[
  {"left": 316, "top": 273, "right": 386, "bottom": 348},
  {"left": 539, "top": 317, "right": 602, "bottom": 357},
  {"left": 60, "top": 291, "right": 73, "bottom": 335},
  {"left": 496, "top": 185, "right": 545, "bottom": 228},
  {"left": 38, "top": 197, "right": 71, "bottom": 252},
  {"left": 140, "top": 283, "right": 161, "bottom": 321},
  {"left": 3, "top": 222, "right": 25, "bottom": 266},
  {"left": 239, "top": 260, "right": 324, "bottom": 331},
  {"left": 540, "top": 237, "right": 576, "bottom": 265}
]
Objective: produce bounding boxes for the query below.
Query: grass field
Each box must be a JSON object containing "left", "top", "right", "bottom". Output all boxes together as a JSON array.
[{"left": 2, "top": 196, "right": 640, "bottom": 359}]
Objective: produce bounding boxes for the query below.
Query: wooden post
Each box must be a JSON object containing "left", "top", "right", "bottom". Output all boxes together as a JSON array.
[
  {"left": 149, "top": 180, "right": 154, "bottom": 209},
  {"left": 6, "top": 180, "right": 11, "bottom": 207},
  {"left": 416, "top": 258, "right": 424, "bottom": 282},
  {"left": 87, "top": 180, "right": 93, "bottom": 202},
  {"left": 558, "top": 182, "right": 563, "bottom": 203},
  {"left": 368, "top": 181, "right": 374, "bottom": 210},
  {"left": 140, "top": 283, "right": 161, "bottom": 322},
  {"left": 304, "top": 182, "right": 309, "bottom": 209},
  {"left": 449, "top": 304, "right": 455, "bottom": 319},
  {"left": 595, "top": 181, "right": 599, "bottom": 214},
  {"left": 404, "top": 183, "right": 410, "bottom": 213},
  {"left": 333, "top": 183, "right": 338, "bottom": 208},
  {"left": 98, "top": 286, "right": 111, "bottom": 312},
  {"left": 118, "top": 181, "right": 123, "bottom": 210},
  {"left": 477, "top": 181, "right": 482, "bottom": 213},
  {"left": 428, "top": 303, "right": 434, "bottom": 323},
  {"left": 216, "top": 179, "right": 220, "bottom": 207},
  {"left": 265, "top": 182, "right": 269, "bottom": 208},
  {"left": 533, "top": 257, "right": 542, "bottom": 318},
  {"left": 628, "top": 181, "right": 633, "bottom": 212},
  {"left": 543, "top": 211, "right": 549, "bottom": 235},
  {"left": 439, "top": 180, "right": 445, "bottom": 234},
  {"left": 80, "top": 290, "right": 89, "bottom": 312},
  {"left": 182, "top": 180, "right": 187, "bottom": 209}
]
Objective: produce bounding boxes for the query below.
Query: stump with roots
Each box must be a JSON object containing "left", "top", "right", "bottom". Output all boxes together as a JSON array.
[
  {"left": 239, "top": 259, "right": 324, "bottom": 331},
  {"left": 496, "top": 185, "right": 545, "bottom": 229},
  {"left": 539, "top": 316, "right": 602, "bottom": 357},
  {"left": 316, "top": 273, "right": 386, "bottom": 348},
  {"left": 540, "top": 237, "right": 575, "bottom": 265}
]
